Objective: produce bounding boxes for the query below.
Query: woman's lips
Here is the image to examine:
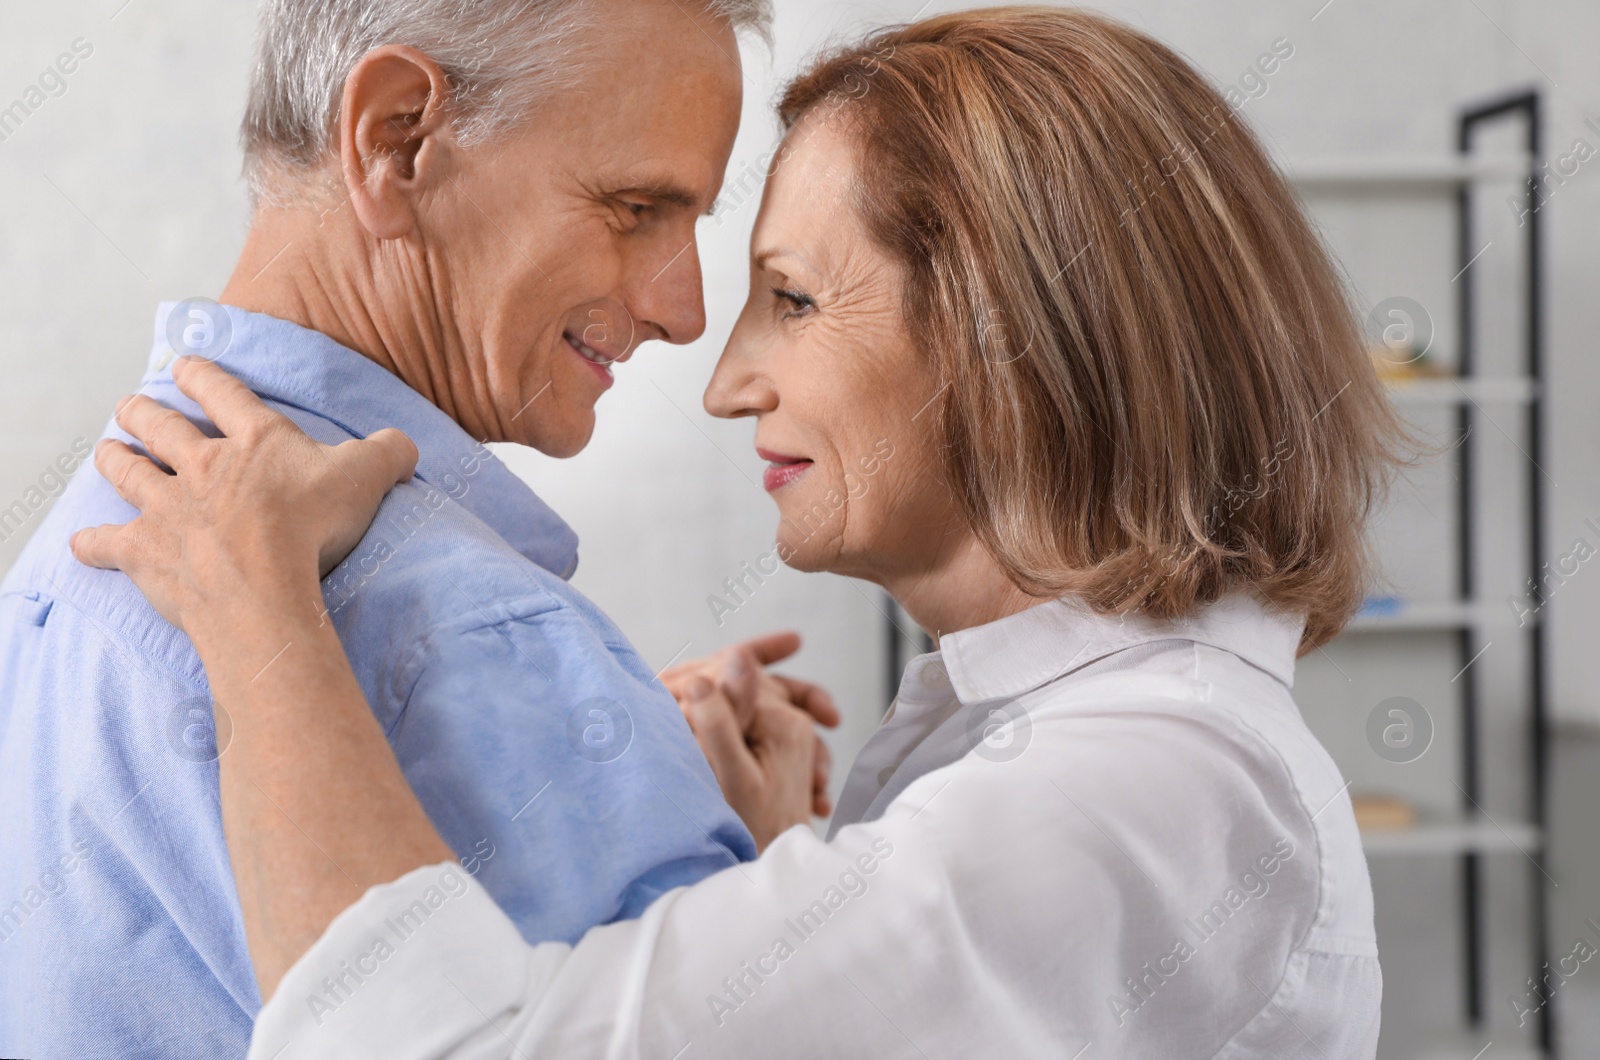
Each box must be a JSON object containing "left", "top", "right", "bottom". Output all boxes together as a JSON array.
[
  {"left": 758, "top": 448, "right": 813, "bottom": 492},
  {"left": 566, "top": 333, "right": 615, "bottom": 390}
]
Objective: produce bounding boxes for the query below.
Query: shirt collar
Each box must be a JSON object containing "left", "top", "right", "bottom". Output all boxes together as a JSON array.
[
  {"left": 146, "top": 302, "right": 579, "bottom": 579},
  {"left": 938, "top": 592, "right": 1304, "bottom": 704}
]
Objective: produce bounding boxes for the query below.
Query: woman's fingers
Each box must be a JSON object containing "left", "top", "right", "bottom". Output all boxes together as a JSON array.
[
  {"left": 685, "top": 677, "right": 759, "bottom": 794},
  {"left": 813, "top": 734, "right": 832, "bottom": 817},
  {"left": 773, "top": 674, "right": 841, "bottom": 728},
  {"left": 172, "top": 355, "right": 283, "bottom": 438},
  {"left": 113, "top": 396, "right": 208, "bottom": 471},
  {"left": 690, "top": 647, "right": 761, "bottom": 730},
  {"left": 727, "top": 631, "right": 841, "bottom": 727},
  {"left": 70, "top": 362, "right": 412, "bottom": 634},
  {"left": 739, "top": 630, "right": 802, "bottom": 666},
  {"left": 94, "top": 439, "right": 172, "bottom": 511},
  {"left": 71, "top": 522, "right": 189, "bottom": 631},
  {"left": 749, "top": 702, "right": 820, "bottom": 817},
  {"left": 69, "top": 523, "right": 133, "bottom": 571},
  {"left": 309, "top": 431, "right": 419, "bottom": 579},
  {"left": 689, "top": 681, "right": 821, "bottom": 849},
  {"left": 330, "top": 428, "right": 419, "bottom": 496},
  {"left": 358, "top": 428, "right": 420, "bottom": 488}
]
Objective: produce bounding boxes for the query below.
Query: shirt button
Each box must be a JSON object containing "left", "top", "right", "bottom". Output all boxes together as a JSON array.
[{"left": 920, "top": 663, "right": 949, "bottom": 689}]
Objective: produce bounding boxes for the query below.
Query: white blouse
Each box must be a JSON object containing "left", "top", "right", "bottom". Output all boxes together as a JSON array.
[{"left": 249, "top": 594, "right": 1381, "bottom": 1059}]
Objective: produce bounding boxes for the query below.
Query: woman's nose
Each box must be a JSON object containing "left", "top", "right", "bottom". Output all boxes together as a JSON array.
[{"left": 704, "top": 320, "right": 775, "bottom": 420}]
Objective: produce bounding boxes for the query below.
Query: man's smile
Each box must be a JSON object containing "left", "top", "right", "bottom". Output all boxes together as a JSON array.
[{"left": 564, "top": 330, "right": 625, "bottom": 388}]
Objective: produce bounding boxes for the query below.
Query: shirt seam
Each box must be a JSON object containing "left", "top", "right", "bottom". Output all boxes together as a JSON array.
[
  {"left": 1298, "top": 932, "right": 1381, "bottom": 957},
  {"left": 384, "top": 592, "right": 576, "bottom": 740},
  {"left": 1204, "top": 702, "right": 1330, "bottom": 960},
  {"left": 3, "top": 579, "right": 209, "bottom": 694},
  {"left": 1205, "top": 947, "right": 1378, "bottom": 1060}
]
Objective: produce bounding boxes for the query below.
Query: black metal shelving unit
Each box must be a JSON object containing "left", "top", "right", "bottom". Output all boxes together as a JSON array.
[{"left": 1456, "top": 88, "right": 1550, "bottom": 1053}]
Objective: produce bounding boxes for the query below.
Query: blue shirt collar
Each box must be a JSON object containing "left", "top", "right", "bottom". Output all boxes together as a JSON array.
[{"left": 146, "top": 302, "right": 579, "bottom": 579}]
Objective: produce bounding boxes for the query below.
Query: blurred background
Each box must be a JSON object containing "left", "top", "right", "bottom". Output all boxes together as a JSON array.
[{"left": 1, "top": 1, "right": 1597, "bottom": 1056}]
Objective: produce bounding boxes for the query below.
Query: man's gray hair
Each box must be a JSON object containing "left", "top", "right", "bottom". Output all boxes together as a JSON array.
[{"left": 241, "top": 0, "right": 771, "bottom": 198}]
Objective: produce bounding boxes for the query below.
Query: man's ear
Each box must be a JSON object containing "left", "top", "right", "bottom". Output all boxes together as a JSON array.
[{"left": 338, "top": 45, "right": 454, "bottom": 240}]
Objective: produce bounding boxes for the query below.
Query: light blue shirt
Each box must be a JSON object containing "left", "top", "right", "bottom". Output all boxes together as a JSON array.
[{"left": 0, "top": 304, "right": 755, "bottom": 1059}]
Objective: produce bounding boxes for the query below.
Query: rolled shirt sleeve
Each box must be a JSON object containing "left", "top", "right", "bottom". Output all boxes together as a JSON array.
[{"left": 251, "top": 816, "right": 946, "bottom": 1060}]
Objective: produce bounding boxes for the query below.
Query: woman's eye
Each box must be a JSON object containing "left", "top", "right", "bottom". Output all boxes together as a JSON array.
[{"left": 772, "top": 287, "right": 816, "bottom": 319}]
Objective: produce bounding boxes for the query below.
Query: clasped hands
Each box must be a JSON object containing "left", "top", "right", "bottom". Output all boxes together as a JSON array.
[{"left": 660, "top": 631, "right": 839, "bottom": 851}]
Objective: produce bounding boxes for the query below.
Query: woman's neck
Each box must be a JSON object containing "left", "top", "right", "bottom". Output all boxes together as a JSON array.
[{"left": 879, "top": 531, "right": 1045, "bottom": 646}]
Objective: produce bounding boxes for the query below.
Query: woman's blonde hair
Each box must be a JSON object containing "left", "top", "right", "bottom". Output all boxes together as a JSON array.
[{"left": 780, "top": 6, "right": 1405, "bottom": 652}]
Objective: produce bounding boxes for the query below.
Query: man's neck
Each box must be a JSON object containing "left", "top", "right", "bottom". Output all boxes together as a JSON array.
[
  {"left": 221, "top": 203, "right": 486, "bottom": 435},
  {"left": 220, "top": 204, "right": 401, "bottom": 372}
]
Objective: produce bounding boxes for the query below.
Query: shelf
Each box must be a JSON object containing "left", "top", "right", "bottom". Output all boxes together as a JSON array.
[
  {"left": 1346, "top": 601, "right": 1531, "bottom": 633},
  {"left": 1362, "top": 815, "right": 1542, "bottom": 857},
  {"left": 1284, "top": 154, "right": 1531, "bottom": 189},
  {"left": 1302, "top": 96, "right": 1548, "bottom": 1050},
  {"left": 1385, "top": 377, "right": 1538, "bottom": 406}
]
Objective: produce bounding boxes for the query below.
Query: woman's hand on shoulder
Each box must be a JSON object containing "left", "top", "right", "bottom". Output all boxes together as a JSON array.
[{"left": 71, "top": 356, "right": 418, "bottom": 633}]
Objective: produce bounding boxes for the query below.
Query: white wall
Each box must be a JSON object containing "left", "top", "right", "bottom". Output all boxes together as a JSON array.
[{"left": 2, "top": 1, "right": 1598, "bottom": 1056}]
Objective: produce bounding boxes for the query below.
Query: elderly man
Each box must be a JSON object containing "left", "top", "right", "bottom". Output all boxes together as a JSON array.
[{"left": 0, "top": 1, "right": 818, "bottom": 1057}]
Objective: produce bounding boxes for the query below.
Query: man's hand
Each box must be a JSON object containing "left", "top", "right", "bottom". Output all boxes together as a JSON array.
[{"left": 661, "top": 631, "right": 840, "bottom": 829}]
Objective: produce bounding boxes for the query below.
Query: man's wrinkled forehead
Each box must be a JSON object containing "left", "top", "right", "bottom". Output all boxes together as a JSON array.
[{"left": 543, "top": 5, "right": 744, "bottom": 204}]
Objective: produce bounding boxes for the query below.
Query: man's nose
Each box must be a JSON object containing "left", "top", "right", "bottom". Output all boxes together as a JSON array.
[{"left": 632, "top": 237, "right": 708, "bottom": 345}]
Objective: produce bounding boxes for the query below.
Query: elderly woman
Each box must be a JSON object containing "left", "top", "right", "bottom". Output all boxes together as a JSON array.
[{"left": 76, "top": 8, "right": 1399, "bottom": 1058}]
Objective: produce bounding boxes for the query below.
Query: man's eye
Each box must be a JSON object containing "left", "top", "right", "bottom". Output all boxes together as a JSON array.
[
  {"left": 612, "top": 200, "right": 652, "bottom": 227},
  {"left": 772, "top": 287, "right": 816, "bottom": 319}
]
